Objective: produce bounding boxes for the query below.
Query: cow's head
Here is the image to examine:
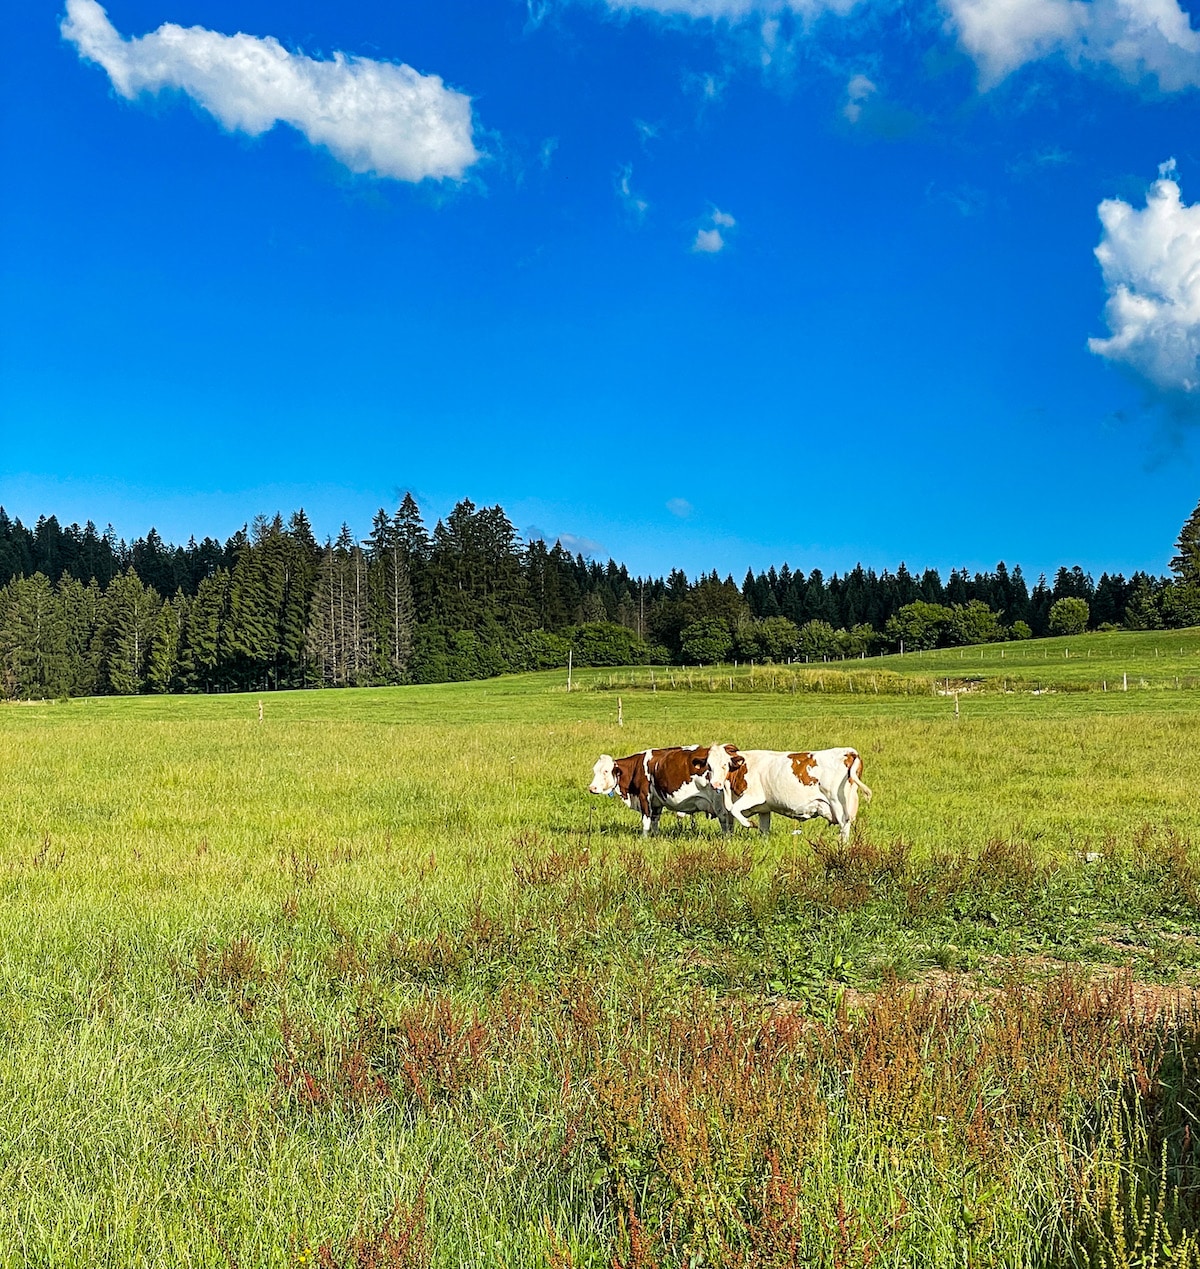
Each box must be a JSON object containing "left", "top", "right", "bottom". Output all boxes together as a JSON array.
[
  {"left": 705, "top": 743, "right": 742, "bottom": 792},
  {"left": 589, "top": 754, "right": 618, "bottom": 796}
]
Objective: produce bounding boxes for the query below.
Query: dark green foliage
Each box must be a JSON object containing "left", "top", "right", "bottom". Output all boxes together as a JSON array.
[
  {"left": 680, "top": 618, "right": 734, "bottom": 665},
  {"left": 0, "top": 495, "right": 1184, "bottom": 696},
  {"left": 1170, "top": 496, "right": 1200, "bottom": 585},
  {"left": 568, "top": 622, "right": 658, "bottom": 667},
  {"left": 93, "top": 568, "right": 160, "bottom": 694},
  {"left": 1160, "top": 580, "right": 1200, "bottom": 629}
]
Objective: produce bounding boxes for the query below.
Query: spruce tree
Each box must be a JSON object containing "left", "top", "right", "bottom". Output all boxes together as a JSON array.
[
  {"left": 1170, "top": 497, "right": 1200, "bottom": 585},
  {"left": 57, "top": 573, "right": 102, "bottom": 696},
  {"left": 0, "top": 573, "right": 66, "bottom": 697},
  {"left": 185, "top": 569, "right": 231, "bottom": 691},
  {"left": 147, "top": 597, "right": 183, "bottom": 692},
  {"left": 96, "top": 568, "right": 160, "bottom": 694}
]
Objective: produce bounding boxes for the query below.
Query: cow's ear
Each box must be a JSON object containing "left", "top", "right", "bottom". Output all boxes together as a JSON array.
[
  {"left": 732, "top": 754, "right": 746, "bottom": 772},
  {"left": 724, "top": 744, "right": 738, "bottom": 755},
  {"left": 690, "top": 753, "right": 707, "bottom": 772}
]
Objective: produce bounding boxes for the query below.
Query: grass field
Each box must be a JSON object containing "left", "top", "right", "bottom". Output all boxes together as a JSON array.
[
  {"left": 2, "top": 655, "right": 1199, "bottom": 1266},
  {"left": 581, "top": 626, "right": 1200, "bottom": 696}
]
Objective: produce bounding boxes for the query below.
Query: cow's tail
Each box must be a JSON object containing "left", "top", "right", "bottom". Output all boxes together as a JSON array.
[{"left": 848, "top": 752, "right": 873, "bottom": 802}]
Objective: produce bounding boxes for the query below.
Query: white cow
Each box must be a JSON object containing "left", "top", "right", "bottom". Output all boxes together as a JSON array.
[{"left": 705, "top": 745, "right": 872, "bottom": 843}]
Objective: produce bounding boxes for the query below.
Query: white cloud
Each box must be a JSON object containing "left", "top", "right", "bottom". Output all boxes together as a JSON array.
[
  {"left": 693, "top": 206, "right": 736, "bottom": 252},
  {"left": 667, "top": 497, "right": 694, "bottom": 517},
  {"left": 944, "top": 0, "right": 1200, "bottom": 89},
  {"left": 617, "top": 164, "right": 649, "bottom": 219},
  {"left": 61, "top": 0, "right": 479, "bottom": 182},
  {"left": 1088, "top": 165, "right": 1200, "bottom": 393},
  {"left": 842, "top": 71, "right": 877, "bottom": 120}
]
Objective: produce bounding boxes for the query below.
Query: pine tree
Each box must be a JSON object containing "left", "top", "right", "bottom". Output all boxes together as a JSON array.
[
  {"left": 57, "top": 573, "right": 102, "bottom": 696},
  {"left": 1170, "top": 497, "right": 1200, "bottom": 585},
  {"left": 147, "top": 596, "right": 183, "bottom": 692},
  {"left": 96, "top": 568, "right": 160, "bottom": 694},
  {"left": 185, "top": 569, "right": 231, "bottom": 691},
  {"left": 366, "top": 509, "right": 414, "bottom": 682},
  {"left": 0, "top": 573, "right": 66, "bottom": 697}
]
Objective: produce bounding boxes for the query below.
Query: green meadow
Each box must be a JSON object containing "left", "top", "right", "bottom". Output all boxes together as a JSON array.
[
  {"left": 3, "top": 634, "right": 1200, "bottom": 1267},
  {"left": 581, "top": 626, "right": 1200, "bottom": 696}
]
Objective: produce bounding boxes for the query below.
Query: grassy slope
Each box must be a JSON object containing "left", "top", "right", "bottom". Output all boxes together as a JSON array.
[
  {"left": 576, "top": 625, "right": 1200, "bottom": 693},
  {"left": 1, "top": 656, "right": 1199, "bottom": 1265}
]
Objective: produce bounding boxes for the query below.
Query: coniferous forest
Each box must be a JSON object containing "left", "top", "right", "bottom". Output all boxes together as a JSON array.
[{"left": 1, "top": 493, "right": 1198, "bottom": 699}]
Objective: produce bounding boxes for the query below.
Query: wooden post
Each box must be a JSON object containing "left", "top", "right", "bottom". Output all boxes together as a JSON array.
[
  {"left": 258, "top": 700, "right": 263, "bottom": 722},
  {"left": 1123, "top": 672, "right": 1128, "bottom": 691},
  {"left": 618, "top": 697, "right": 623, "bottom": 726},
  {"left": 567, "top": 649, "right": 572, "bottom": 693},
  {"left": 954, "top": 692, "right": 960, "bottom": 719}
]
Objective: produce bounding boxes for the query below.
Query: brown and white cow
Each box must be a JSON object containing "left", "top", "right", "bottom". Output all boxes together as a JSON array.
[
  {"left": 705, "top": 745, "right": 872, "bottom": 843},
  {"left": 588, "top": 746, "right": 733, "bottom": 836}
]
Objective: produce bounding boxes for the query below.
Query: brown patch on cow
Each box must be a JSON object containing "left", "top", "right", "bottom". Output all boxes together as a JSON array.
[
  {"left": 726, "top": 752, "right": 749, "bottom": 798},
  {"left": 647, "top": 746, "right": 710, "bottom": 798},
  {"left": 788, "top": 752, "right": 819, "bottom": 786},
  {"left": 612, "top": 754, "right": 653, "bottom": 817}
]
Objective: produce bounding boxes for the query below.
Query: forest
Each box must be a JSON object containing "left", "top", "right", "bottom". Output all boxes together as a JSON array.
[{"left": 0, "top": 493, "right": 1198, "bottom": 698}]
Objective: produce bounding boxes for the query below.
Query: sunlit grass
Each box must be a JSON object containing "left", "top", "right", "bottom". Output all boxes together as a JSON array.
[{"left": 1, "top": 661, "right": 1199, "bottom": 1265}]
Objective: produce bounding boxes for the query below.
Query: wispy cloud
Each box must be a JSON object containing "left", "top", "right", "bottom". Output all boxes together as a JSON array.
[
  {"left": 617, "top": 164, "right": 650, "bottom": 220},
  {"left": 667, "top": 497, "right": 694, "bottom": 517},
  {"left": 635, "top": 118, "right": 661, "bottom": 146},
  {"left": 944, "top": 0, "right": 1200, "bottom": 90},
  {"left": 61, "top": 0, "right": 480, "bottom": 182},
  {"left": 598, "top": 0, "right": 1200, "bottom": 96},
  {"left": 1089, "top": 162, "right": 1200, "bottom": 394},
  {"left": 603, "top": 0, "right": 861, "bottom": 19},
  {"left": 525, "top": 525, "right": 606, "bottom": 556}
]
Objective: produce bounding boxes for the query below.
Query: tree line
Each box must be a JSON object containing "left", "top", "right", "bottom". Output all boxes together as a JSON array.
[{"left": 1, "top": 494, "right": 1198, "bottom": 699}]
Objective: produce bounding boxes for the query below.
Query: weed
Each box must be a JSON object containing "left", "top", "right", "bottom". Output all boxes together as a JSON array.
[{"left": 310, "top": 1193, "right": 431, "bottom": 1269}]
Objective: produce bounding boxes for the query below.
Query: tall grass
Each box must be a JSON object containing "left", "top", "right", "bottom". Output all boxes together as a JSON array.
[{"left": 1, "top": 665, "right": 1198, "bottom": 1264}]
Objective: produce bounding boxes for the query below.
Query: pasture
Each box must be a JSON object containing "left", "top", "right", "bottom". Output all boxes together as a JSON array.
[{"left": 2, "top": 645, "right": 1199, "bottom": 1267}]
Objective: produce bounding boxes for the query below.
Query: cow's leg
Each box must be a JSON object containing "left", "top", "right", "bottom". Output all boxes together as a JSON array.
[
  {"left": 757, "top": 811, "right": 772, "bottom": 836},
  {"left": 718, "top": 810, "right": 734, "bottom": 836},
  {"left": 726, "top": 798, "right": 757, "bottom": 830}
]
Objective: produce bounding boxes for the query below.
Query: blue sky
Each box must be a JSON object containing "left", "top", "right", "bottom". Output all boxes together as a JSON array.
[{"left": 2, "top": 0, "right": 1199, "bottom": 581}]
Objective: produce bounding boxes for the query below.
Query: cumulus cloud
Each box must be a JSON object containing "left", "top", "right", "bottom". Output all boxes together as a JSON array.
[
  {"left": 60, "top": 0, "right": 479, "bottom": 182},
  {"left": 944, "top": 0, "right": 1200, "bottom": 89},
  {"left": 692, "top": 206, "right": 736, "bottom": 252},
  {"left": 666, "top": 497, "right": 694, "bottom": 517},
  {"left": 842, "top": 71, "right": 877, "bottom": 120},
  {"left": 1088, "top": 164, "right": 1200, "bottom": 394}
]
